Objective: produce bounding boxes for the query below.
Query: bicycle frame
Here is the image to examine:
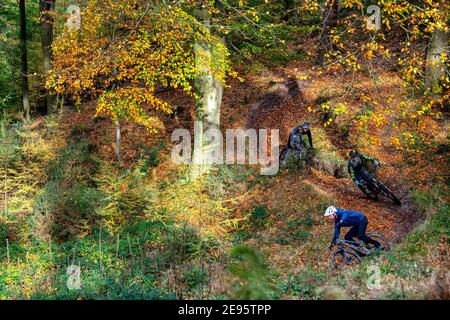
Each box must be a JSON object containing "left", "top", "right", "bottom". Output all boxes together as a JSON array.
[
  {"left": 361, "top": 171, "right": 401, "bottom": 205},
  {"left": 331, "top": 233, "right": 391, "bottom": 269},
  {"left": 280, "top": 146, "right": 313, "bottom": 164},
  {"left": 335, "top": 239, "right": 372, "bottom": 256},
  {"left": 359, "top": 170, "right": 387, "bottom": 197}
]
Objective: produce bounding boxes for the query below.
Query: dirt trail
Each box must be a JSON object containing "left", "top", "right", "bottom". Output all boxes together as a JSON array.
[
  {"left": 304, "top": 169, "right": 420, "bottom": 243},
  {"left": 244, "top": 77, "right": 423, "bottom": 244}
]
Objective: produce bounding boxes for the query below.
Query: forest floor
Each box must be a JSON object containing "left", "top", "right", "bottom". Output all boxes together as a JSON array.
[
  {"left": 2, "top": 45, "right": 447, "bottom": 300},
  {"left": 50, "top": 54, "right": 448, "bottom": 298}
]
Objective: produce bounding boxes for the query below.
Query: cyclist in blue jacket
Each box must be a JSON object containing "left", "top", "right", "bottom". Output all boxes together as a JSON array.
[{"left": 324, "top": 206, "right": 382, "bottom": 250}]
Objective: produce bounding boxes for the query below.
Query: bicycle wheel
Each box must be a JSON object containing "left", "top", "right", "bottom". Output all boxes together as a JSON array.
[
  {"left": 377, "top": 181, "right": 401, "bottom": 205},
  {"left": 331, "top": 249, "right": 361, "bottom": 269},
  {"left": 279, "top": 147, "right": 289, "bottom": 165},
  {"left": 305, "top": 148, "right": 314, "bottom": 166},
  {"left": 366, "top": 233, "right": 392, "bottom": 251},
  {"left": 358, "top": 184, "right": 379, "bottom": 201}
]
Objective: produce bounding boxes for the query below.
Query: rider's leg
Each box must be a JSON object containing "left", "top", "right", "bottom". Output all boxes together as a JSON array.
[
  {"left": 356, "top": 218, "right": 381, "bottom": 248},
  {"left": 360, "top": 170, "right": 377, "bottom": 190},
  {"left": 356, "top": 174, "right": 379, "bottom": 200},
  {"left": 345, "top": 226, "right": 358, "bottom": 242},
  {"left": 357, "top": 182, "right": 374, "bottom": 198},
  {"left": 356, "top": 170, "right": 373, "bottom": 184},
  {"left": 354, "top": 173, "right": 367, "bottom": 187}
]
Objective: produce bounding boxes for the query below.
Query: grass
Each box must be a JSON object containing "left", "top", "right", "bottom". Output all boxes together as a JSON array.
[
  {"left": 311, "top": 125, "right": 345, "bottom": 165},
  {"left": 280, "top": 268, "right": 327, "bottom": 300},
  {"left": 228, "top": 245, "right": 279, "bottom": 299},
  {"left": 262, "top": 48, "right": 312, "bottom": 67},
  {"left": 0, "top": 69, "right": 448, "bottom": 300}
]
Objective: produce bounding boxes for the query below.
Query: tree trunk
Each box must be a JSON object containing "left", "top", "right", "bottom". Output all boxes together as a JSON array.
[
  {"left": 19, "top": 0, "right": 30, "bottom": 122},
  {"left": 425, "top": 28, "right": 449, "bottom": 92},
  {"left": 316, "top": 0, "right": 339, "bottom": 66},
  {"left": 39, "top": 0, "right": 55, "bottom": 114},
  {"left": 115, "top": 122, "right": 121, "bottom": 163},
  {"left": 190, "top": 11, "right": 224, "bottom": 179},
  {"left": 284, "top": 0, "right": 300, "bottom": 25}
]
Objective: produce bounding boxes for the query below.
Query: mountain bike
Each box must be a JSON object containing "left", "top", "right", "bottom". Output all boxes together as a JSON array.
[
  {"left": 357, "top": 171, "right": 402, "bottom": 205},
  {"left": 330, "top": 232, "right": 391, "bottom": 269}
]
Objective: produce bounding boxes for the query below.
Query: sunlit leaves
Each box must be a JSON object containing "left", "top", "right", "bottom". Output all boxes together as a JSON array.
[
  {"left": 47, "top": 1, "right": 233, "bottom": 132},
  {"left": 314, "top": 0, "right": 449, "bottom": 108}
]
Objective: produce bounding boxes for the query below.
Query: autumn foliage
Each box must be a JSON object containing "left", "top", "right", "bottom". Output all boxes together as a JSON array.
[{"left": 47, "top": 0, "right": 232, "bottom": 132}]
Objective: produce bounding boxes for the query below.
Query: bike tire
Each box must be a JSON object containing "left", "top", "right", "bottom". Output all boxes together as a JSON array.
[
  {"left": 377, "top": 181, "right": 401, "bottom": 205},
  {"left": 280, "top": 148, "right": 309, "bottom": 169},
  {"left": 331, "top": 249, "right": 361, "bottom": 269},
  {"left": 367, "top": 233, "right": 392, "bottom": 251},
  {"left": 305, "top": 148, "right": 314, "bottom": 166},
  {"left": 279, "top": 147, "right": 288, "bottom": 165},
  {"left": 358, "top": 184, "right": 379, "bottom": 201}
]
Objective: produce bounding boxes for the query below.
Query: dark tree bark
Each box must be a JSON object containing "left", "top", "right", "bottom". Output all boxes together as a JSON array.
[
  {"left": 19, "top": 0, "right": 30, "bottom": 122},
  {"left": 284, "top": 0, "right": 300, "bottom": 25},
  {"left": 39, "top": 0, "right": 56, "bottom": 114},
  {"left": 316, "top": 0, "right": 339, "bottom": 66}
]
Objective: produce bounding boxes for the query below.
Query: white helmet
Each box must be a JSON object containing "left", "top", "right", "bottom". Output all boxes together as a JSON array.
[{"left": 324, "top": 206, "right": 337, "bottom": 217}]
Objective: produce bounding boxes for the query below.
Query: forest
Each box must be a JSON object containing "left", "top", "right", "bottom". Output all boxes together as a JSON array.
[{"left": 0, "top": 0, "right": 448, "bottom": 300}]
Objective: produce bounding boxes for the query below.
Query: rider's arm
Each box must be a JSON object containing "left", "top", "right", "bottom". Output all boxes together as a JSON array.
[
  {"left": 306, "top": 131, "right": 313, "bottom": 149},
  {"left": 348, "top": 163, "right": 357, "bottom": 182},
  {"left": 287, "top": 132, "right": 292, "bottom": 148},
  {"left": 331, "top": 222, "right": 342, "bottom": 245},
  {"left": 296, "top": 133, "right": 303, "bottom": 149},
  {"left": 362, "top": 154, "right": 380, "bottom": 166}
]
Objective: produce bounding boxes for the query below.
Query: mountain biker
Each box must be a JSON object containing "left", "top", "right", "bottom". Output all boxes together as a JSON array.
[
  {"left": 324, "top": 206, "right": 382, "bottom": 250},
  {"left": 287, "top": 122, "right": 313, "bottom": 151},
  {"left": 347, "top": 150, "right": 381, "bottom": 188}
]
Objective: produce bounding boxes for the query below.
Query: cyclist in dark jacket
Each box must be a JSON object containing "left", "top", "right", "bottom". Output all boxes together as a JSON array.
[
  {"left": 324, "top": 206, "right": 381, "bottom": 249},
  {"left": 348, "top": 150, "right": 381, "bottom": 187},
  {"left": 287, "top": 122, "right": 313, "bottom": 151}
]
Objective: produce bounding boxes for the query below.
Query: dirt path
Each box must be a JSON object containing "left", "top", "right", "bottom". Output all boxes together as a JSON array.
[{"left": 304, "top": 168, "right": 420, "bottom": 243}]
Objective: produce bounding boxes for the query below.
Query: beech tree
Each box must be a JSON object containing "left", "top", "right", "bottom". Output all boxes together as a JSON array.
[
  {"left": 19, "top": 0, "right": 30, "bottom": 122},
  {"left": 39, "top": 0, "right": 56, "bottom": 113},
  {"left": 316, "top": 0, "right": 339, "bottom": 66}
]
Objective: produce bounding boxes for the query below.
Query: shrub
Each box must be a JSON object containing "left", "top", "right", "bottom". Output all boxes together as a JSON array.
[
  {"left": 181, "top": 264, "right": 209, "bottom": 292},
  {"left": 228, "top": 245, "right": 278, "bottom": 299},
  {"left": 205, "top": 165, "right": 256, "bottom": 199},
  {"left": 32, "top": 139, "right": 101, "bottom": 241},
  {"left": 280, "top": 269, "right": 326, "bottom": 300},
  {"left": 250, "top": 205, "right": 269, "bottom": 228},
  {"left": 280, "top": 150, "right": 309, "bottom": 172},
  {"left": 161, "top": 224, "right": 204, "bottom": 264},
  {"left": 139, "top": 141, "right": 165, "bottom": 172},
  {"left": 95, "top": 160, "right": 152, "bottom": 234},
  {"left": 33, "top": 182, "right": 103, "bottom": 241}
]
